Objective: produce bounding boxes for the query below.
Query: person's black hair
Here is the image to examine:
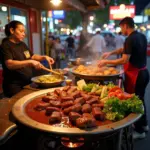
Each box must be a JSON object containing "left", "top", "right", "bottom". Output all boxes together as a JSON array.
[
  {"left": 55, "top": 37, "right": 61, "bottom": 43},
  {"left": 118, "top": 32, "right": 122, "bottom": 35},
  {"left": 119, "top": 17, "right": 134, "bottom": 28},
  {"left": 69, "top": 33, "right": 72, "bottom": 36},
  {"left": 4, "top": 20, "right": 24, "bottom": 37},
  {"left": 96, "top": 31, "right": 100, "bottom": 34}
]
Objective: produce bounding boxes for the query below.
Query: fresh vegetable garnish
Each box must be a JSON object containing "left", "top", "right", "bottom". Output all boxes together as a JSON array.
[
  {"left": 103, "top": 96, "right": 143, "bottom": 121},
  {"left": 107, "top": 86, "right": 133, "bottom": 100},
  {"left": 82, "top": 83, "right": 97, "bottom": 92},
  {"left": 107, "top": 82, "right": 116, "bottom": 90},
  {"left": 109, "top": 86, "right": 122, "bottom": 93}
]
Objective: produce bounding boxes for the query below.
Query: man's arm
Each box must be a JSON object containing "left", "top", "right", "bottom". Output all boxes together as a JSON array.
[
  {"left": 98, "top": 54, "right": 130, "bottom": 67},
  {"left": 110, "top": 47, "right": 124, "bottom": 55},
  {"left": 107, "top": 54, "right": 130, "bottom": 64}
]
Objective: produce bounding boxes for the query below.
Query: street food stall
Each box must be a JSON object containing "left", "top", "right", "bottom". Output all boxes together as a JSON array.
[
  {"left": 0, "top": 0, "right": 144, "bottom": 150},
  {"left": 0, "top": 63, "right": 143, "bottom": 150}
]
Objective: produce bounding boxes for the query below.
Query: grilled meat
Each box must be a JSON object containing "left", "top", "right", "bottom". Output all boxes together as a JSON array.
[
  {"left": 67, "top": 86, "right": 77, "bottom": 94},
  {"left": 34, "top": 102, "right": 50, "bottom": 111},
  {"left": 74, "top": 97, "right": 85, "bottom": 105},
  {"left": 49, "top": 100, "right": 61, "bottom": 108},
  {"left": 49, "top": 111, "right": 62, "bottom": 124},
  {"left": 45, "top": 107, "right": 60, "bottom": 116},
  {"left": 80, "top": 93, "right": 92, "bottom": 101},
  {"left": 64, "top": 104, "right": 82, "bottom": 114},
  {"left": 86, "top": 98, "right": 98, "bottom": 105},
  {"left": 61, "top": 96, "right": 74, "bottom": 102},
  {"left": 82, "top": 104, "right": 92, "bottom": 113},
  {"left": 54, "top": 89, "right": 61, "bottom": 96},
  {"left": 71, "top": 91, "right": 81, "bottom": 99},
  {"left": 63, "top": 86, "right": 71, "bottom": 92},
  {"left": 61, "top": 101, "right": 74, "bottom": 109},
  {"left": 69, "top": 112, "right": 81, "bottom": 124},
  {"left": 92, "top": 107, "right": 105, "bottom": 121},
  {"left": 76, "top": 116, "right": 96, "bottom": 128},
  {"left": 92, "top": 103, "right": 104, "bottom": 109}
]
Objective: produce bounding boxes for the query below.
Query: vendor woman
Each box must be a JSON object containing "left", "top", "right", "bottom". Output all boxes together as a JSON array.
[
  {"left": 98, "top": 17, "right": 149, "bottom": 139},
  {"left": 0, "top": 20, "right": 54, "bottom": 97}
]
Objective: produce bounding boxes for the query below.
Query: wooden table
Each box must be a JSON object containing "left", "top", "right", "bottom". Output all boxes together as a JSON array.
[{"left": 0, "top": 89, "right": 37, "bottom": 144}]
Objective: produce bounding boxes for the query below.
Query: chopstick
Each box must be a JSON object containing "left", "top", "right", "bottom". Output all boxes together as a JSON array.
[
  {"left": 50, "top": 63, "right": 52, "bottom": 70},
  {"left": 41, "top": 65, "right": 63, "bottom": 76}
]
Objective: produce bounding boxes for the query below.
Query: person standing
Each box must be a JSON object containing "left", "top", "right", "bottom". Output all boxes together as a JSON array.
[
  {"left": 98, "top": 17, "right": 149, "bottom": 139},
  {"left": 115, "top": 32, "right": 125, "bottom": 58},
  {"left": 51, "top": 37, "right": 64, "bottom": 68},
  {"left": 115, "top": 32, "right": 125, "bottom": 50},
  {"left": 66, "top": 33, "right": 75, "bottom": 59},
  {"left": 0, "top": 20, "right": 54, "bottom": 97},
  {"left": 86, "top": 31, "right": 106, "bottom": 60}
]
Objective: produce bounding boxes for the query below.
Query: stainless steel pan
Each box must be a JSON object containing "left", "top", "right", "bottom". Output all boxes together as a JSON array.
[
  {"left": 31, "top": 74, "right": 65, "bottom": 88},
  {"left": 71, "top": 67, "right": 124, "bottom": 80},
  {"left": 12, "top": 88, "right": 141, "bottom": 136}
]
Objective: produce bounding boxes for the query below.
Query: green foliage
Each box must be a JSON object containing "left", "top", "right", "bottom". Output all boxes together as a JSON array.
[
  {"left": 82, "top": 83, "right": 97, "bottom": 92},
  {"left": 94, "top": 0, "right": 132, "bottom": 26},
  {"left": 63, "top": 11, "right": 82, "bottom": 29},
  {"left": 62, "top": 0, "right": 132, "bottom": 29},
  {"left": 103, "top": 96, "right": 144, "bottom": 121}
]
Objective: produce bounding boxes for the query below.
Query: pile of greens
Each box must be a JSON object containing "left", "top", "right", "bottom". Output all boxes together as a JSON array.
[
  {"left": 103, "top": 95, "right": 144, "bottom": 121},
  {"left": 82, "top": 83, "right": 97, "bottom": 92}
]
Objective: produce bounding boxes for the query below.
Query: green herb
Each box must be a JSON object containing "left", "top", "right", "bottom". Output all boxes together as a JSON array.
[
  {"left": 82, "top": 83, "right": 97, "bottom": 92},
  {"left": 103, "top": 96, "right": 143, "bottom": 121}
]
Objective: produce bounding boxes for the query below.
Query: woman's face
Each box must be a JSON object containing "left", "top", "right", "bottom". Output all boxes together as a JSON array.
[
  {"left": 56, "top": 39, "right": 60, "bottom": 43},
  {"left": 10, "top": 24, "right": 26, "bottom": 41}
]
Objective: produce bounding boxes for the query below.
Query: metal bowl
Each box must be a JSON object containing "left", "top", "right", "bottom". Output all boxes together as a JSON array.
[
  {"left": 69, "top": 58, "right": 85, "bottom": 66},
  {"left": 31, "top": 74, "right": 65, "bottom": 88},
  {"left": 71, "top": 67, "right": 124, "bottom": 80}
]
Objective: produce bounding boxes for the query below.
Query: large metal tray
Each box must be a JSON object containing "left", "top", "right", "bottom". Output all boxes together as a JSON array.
[
  {"left": 71, "top": 67, "right": 124, "bottom": 80},
  {"left": 12, "top": 88, "right": 141, "bottom": 136}
]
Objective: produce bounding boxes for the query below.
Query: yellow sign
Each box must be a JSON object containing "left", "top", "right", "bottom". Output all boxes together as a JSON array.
[
  {"left": 24, "top": 50, "right": 31, "bottom": 59},
  {"left": 145, "top": 9, "right": 150, "bottom": 16}
]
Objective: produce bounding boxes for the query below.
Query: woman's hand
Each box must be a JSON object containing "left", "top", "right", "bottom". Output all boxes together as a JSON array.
[
  {"left": 102, "top": 52, "right": 111, "bottom": 59},
  {"left": 29, "top": 60, "right": 43, "bottom": 70},
  {"left": 43, "top": 56, "right": 55, "bottom": 68}
]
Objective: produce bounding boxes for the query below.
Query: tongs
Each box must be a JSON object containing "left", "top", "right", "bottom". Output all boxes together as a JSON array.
[{"left": 41, "top": 65, "right": 63, "bottom": 77}]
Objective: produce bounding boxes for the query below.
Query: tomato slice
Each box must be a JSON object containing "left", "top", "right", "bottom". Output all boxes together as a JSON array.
[
  {"left": 117, "top": 93, "right": 125, "bottom": 100},
  {"left": 115, "top": 89, "right": 123, "bottom": 94},
  {"left": 108, "top": 92, "right": 117, "bottom": 97},
  {"left": 123, "top": 93, "right": 133, "bottom": 99},
  {"left": 109, "top": 86, "right": 121, "bottom": 93}
]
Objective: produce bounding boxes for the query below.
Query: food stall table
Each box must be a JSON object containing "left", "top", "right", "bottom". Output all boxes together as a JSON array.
[{"left": 0, "top": 89, "right": 36, "bottom": 145}]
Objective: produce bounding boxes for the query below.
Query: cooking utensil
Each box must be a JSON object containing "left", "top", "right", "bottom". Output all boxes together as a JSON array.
[
  {"left": 50, "top": 63, "right": 52, "bottom": 70},
  {"left": 69, "top": 58, "right": 85, "bottom": 66},
  {"left": 53, "top": 69, "right": 68, "bottom": 75},
  {"left": 41, "top": 66, "right": 63, "bottom": 77},
  {"left": 31, "top": 74, "right": 65, "bottom": 88},
  {"left": 12, "top": 88, "right": 141, "bottom": 135}
]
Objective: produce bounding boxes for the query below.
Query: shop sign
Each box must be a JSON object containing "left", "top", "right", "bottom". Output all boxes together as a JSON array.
[
  {"left": 109, "top": 4, "right": 135, "bottom": 20},
  {"left": 52, "top": 11, "right": 65, "bottom": 19},
  {"left": 144, "top": 9, "right": 150, "bottom": 16}
]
